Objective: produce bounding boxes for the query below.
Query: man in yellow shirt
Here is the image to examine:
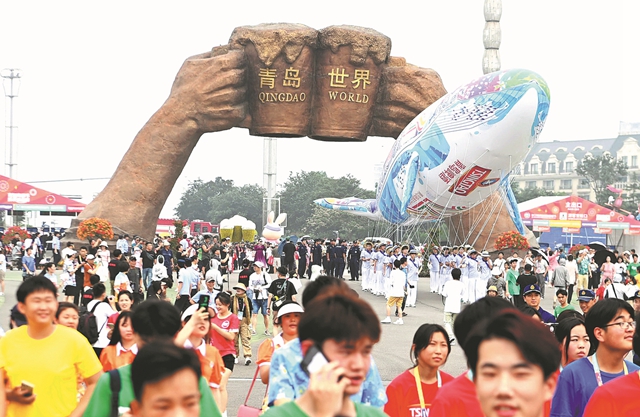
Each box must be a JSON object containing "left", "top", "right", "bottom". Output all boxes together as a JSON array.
[{"left": 0, "top": 276, "right": 103, "bottom": 417}]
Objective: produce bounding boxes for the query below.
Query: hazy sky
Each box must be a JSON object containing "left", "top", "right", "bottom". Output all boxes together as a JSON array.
[{"left": 1, "top": 0, "right": 639, "bottom": 224}]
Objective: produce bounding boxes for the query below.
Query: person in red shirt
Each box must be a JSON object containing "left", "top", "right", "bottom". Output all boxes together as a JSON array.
[
  {"left": 583, "top": 312, "right": 640, "bottom": 417},
  {"left": 384, "top": 323, "right": 454, "bottom": 416},
  {"left": 209, "top": 291, "right": 239, "bottom": 416},
  {"left": 430, "top": 297, "right": 517, "bottom": 417},
  {"left": 463, "top": 310, "right": 560, "bottom": 417}
]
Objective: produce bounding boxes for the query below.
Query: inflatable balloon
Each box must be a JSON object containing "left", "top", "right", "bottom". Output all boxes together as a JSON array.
[
  {"left": 315, "top": 68, "right": 550, "bottom": 228},
  {"left": 262, "top": 211, "right": 287, "bottom": 243}
]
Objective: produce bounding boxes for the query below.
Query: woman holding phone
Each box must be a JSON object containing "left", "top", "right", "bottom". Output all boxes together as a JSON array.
[
  {"left": 384, "top": 324, "right": 454, "bottom": 417},
  {"left": 209, "top": 291, "right": 239, "bottom": 417}
]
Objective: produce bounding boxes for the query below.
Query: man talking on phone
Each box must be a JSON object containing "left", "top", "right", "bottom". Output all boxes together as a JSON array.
[{"left": 263, "top": 289, "right": 385, "bottom": 416}]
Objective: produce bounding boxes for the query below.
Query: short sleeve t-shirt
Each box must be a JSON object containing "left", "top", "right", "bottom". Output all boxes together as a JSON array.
[
  {"left": 87, "top": 300, "right": 116, "bottom": 348},
  {"left": 550, "top": 357, "right": 640, "bottom": 417},
  {"left": 209, "top": 313, "right": 239, "bottom": 357},
  {"left": 0, "top": 325, "right": 102, "bottom": 417},
  {"left": 384, "top": 369, "right": 454, "bottom": 417},
  {"left": 583, "top": 371, "right": 640, "bottom": 417},
  {"left": 429, "top": 373, "right": 483, "bottom": 417}
]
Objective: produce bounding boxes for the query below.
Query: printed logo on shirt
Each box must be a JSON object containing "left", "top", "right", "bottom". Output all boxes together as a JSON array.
[
  {"left": 408, "top": 405, "right": 429, "bottom": 416},
  {"left": 221, "top": 320, "right": 230, "bottom": 329}
]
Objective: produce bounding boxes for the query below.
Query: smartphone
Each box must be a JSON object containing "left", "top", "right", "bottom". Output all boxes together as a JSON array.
[
  {"left": 20, "top": 381, "right": 34, "bottom": 397},
  {"left": 198, "top": 294, "right": 210, "bottom": 311},
  {"left": 300, "top": 344, "right": 329, "bottom": 376}
]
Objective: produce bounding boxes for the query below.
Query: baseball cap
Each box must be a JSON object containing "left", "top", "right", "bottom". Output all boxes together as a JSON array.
[
  {"left": 577, "top": 289, "right": 595, "bottom": 301},
  {"left": 181, "top": 304, "right": 200, "bottom": 322},
  {"left": 163, "top": 240, "right": 170, "bottom": 246},
  {"left": 629, "top": 290, "right": 640, "bottom": 300},
  {"left": 276, "top": 302, "right": 304, "bottom": 319},
  {"left": 409, "top": 249, "right": 418, "bottom": 254},
  {"left": 522, "top": 284, "right": 541, "bottom": 296},
  {"left": 253, "top": 261, "right": 265, "bottom": 268},
  {"left": 86, "top": 254, "right": 96, "bottom": 260},
  {"left": 481, "top": 251, "right": 490, "bottom": 257},
  {"left": 205, "top": 275, "right": 216, "bottom": 282}
]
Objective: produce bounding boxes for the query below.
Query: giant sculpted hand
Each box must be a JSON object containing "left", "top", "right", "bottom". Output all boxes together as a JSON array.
[
  {"left": 75, "top": 50, "right": 247, "bottom": 237},
  {"left": 371, "top": 57, "right": 447, "bottom": 139}
]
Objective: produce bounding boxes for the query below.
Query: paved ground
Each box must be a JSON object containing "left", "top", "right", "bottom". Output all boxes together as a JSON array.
[{"left": 0, "top": 269, "right": 565, "bottom": 416}]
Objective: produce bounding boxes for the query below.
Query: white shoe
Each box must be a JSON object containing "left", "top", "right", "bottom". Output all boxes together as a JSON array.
[
  {"left": 245, "top": 357, "right": 252, "bottom": 365},
  {"left": 393, "top": 319, "right": 404, "bottom": 325},
  {"left": 381, "top": 317, "right": 391, "bottom": 324},
  {"left": 234, "top": 356, "right": 238, "bottom": 364}
]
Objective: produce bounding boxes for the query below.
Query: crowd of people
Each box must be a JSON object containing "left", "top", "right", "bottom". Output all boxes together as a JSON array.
[{"left": 0, "top": 228, "right": 640, "bottom": 416}]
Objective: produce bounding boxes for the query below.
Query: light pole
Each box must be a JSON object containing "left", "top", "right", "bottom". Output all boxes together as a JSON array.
[
  {"left": 483, "top": 0, "right": 502, "bottom": 74},
  {"left": 1, "top": 68, "right": 21, "bottom": 178}
]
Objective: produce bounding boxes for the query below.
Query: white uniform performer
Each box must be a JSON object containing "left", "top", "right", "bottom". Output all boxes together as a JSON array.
[
  {"left": 478, "top": 251, "right": 493, "bottom": 300},
  {"left": 466, "top": 250, "right": 481, "bottom": 303},
  {"left": 372, "top": 245, "right": 387, "bottom": 296},
  {"left": 429, "top": 247, "right": 440, "bottom": 293},
  {"left": 440, "top": 247, "right": 453, "bottom": 294},
  {"left": 360, "top": 244, "right": 374, "bottom": 291},
  {"left": 406, "top": 249, "right": 421, "bottom": 307}
]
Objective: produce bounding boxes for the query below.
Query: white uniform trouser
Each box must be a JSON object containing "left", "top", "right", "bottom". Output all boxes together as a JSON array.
[
  {"left": 430, "top": 270, "right": 439, "bottom": 292},
  {"left": 384, "top": 274, "right": 391, "bottom": 298},
  {"left": 476, "top": 278, "right": 488, "bottom": 300},
  {"left": 373, "top": 270, "right": 383, "bottom": 295},
  {"left": 468, "top": 278, "right": 479, "bottom": 303},
  {"left": 460, "top": 274, "right": 469, "bottom": 302},
  {"left": 362, "top": 267, "right": 371, "bottom": 290},
  {"left": 407, "top": 280, "right": 418, "bottom": 306},
  {"left": 440, "top": 269, "right": 451, "bottom": 293}
]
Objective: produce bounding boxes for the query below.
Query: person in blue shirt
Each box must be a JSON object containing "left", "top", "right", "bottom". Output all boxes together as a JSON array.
[
  {"left": 522, "top": 284, "right": 556, "bottom": 324},
  {"left": 550, "top": 298, "right": 640, "bottom": 417},
  {"left": 21, "top": 247, "right": 36, "bottom": 280}
]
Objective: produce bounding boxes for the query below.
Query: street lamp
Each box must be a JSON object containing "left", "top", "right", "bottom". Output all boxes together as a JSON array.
[{"left": 1, "top": 68, "right": 22, "bottom": 178}]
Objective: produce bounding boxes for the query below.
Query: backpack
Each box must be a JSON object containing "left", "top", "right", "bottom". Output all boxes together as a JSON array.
[{"left": 77, "top": 301, "right": 106, "bottom": 345}]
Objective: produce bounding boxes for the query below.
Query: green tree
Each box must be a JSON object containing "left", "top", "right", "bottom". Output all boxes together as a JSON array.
[
  {"left": 512, "top": 182, "right": 564, "bottom": 203},
  {"left": 174, "top": 177, "right": 234, "bottom": 220},
  {"left": 301, "top": 206, "right": 372, "bottom": 239},
  {"left": 208, "top": 184, "right": 265, "bottom": 225},
  {"left": 278, "top": 171, "right": 376, "bottom": 235},
  {"left": 575, "top": 154, "right": 627, "bottom": 205},
  {"left": 623, "top": 172, "right": 640, "bottom": 214}
]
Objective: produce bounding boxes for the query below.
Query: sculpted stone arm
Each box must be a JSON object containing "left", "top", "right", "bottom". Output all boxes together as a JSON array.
[{"left": 75, "top": 50, "right": 247, "bottom": 238}]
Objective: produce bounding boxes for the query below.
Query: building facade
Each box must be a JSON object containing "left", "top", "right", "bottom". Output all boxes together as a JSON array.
[{"left": 513, "top": 122, "right": 640, "bottom": 201}]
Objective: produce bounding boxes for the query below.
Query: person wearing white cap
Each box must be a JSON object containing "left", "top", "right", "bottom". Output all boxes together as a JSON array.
[
  {"left": 477, "top": 251, "right": 492, "bottom": 300},
  {"left": 406, "top": 249, "right": 421, "bottom": 307},
  {"left": 257, "top": 301, "right": 304, "bottom": 386},
  {"left": 360, "top": 241, "right": 374, "bottom": 292},
  {"left": 180, "top": 304, "right": 225, "bottom": 410},
  {"left": 465, "top": 250, "right": 481, "bottom": 303},
  {"left": 96, "top": 242, "right": 111, "bottom": 284},
  {"left": 249, "top": 261, "right": 272, "bottom": 336}
]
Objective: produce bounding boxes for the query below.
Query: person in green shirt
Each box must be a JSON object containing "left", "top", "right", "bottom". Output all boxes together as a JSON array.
[
  {"left": 627, "top": 254, "right": 640, "bottom": 279},
  {"left": 505, "top": 258, "right": 521, "bottom": 308},
  {"left": 83, "top": 300, "right": 220, "bottom": 417},
  {"left": 263, "top": 291, "right": 386, "bottom": 417},
  {"left": 553, "top": 289, "right": 575, "bottom": 317}
]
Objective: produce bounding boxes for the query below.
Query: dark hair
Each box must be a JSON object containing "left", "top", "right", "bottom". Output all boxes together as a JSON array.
[
  {"left": 520, "top": 305, "right": 542, "bottom": 320},
  {"left": 464, "top": 310, "right": 561, "bottom": 380},
  {"left": 393, "top": 259, "right": 403, "bottom": 269},
  {"left": 215, "top": 291, "right": 231, "bottom": 306},
  {"left": 17, "top": 276, "right": 57, "bottom": 303},
  {"left": 118, "top": 262, "right": 129, "bottom": 273},
  {"left": 56, "top": 301, "right": 79, "bottom": 319},
  {"left": 301, "top": 275, "right": 351, "bottom": 307},
  {"left": 117, "top": 290, "right": 134, "bottom": 304},
  {"left": 131, "top": 340, "right": 201, "bottom": 401},
  {"left": 556, "top": 288, "right": 568, "bottom": 297},
  {"left": 451, "top": 268, "right": 461, "bottom": 280},
  {"left": 39, "top": 262, "right": 55, "bottom": 274},
  {"left": 276, "top": 266, "right": 288, "bottom": 276},
  {"left": 113, "top": 249, "right": 122, "bottom": 258},
  {"left": 131, "top": 300, "right": 182, "bottom": 342},
  {"left": 299, "top": 291, "right": 380, "bottom": 346},
  {"left": 411, "top": 324, "right": 451, "bottom": 367},
  {"left": 79, "top": 246, "right": 88, "bottom": 251},
  {"left": 585, "top": 298, "right": 635, "bottom": 355},
  {"left": 554, "top": 317, "right": 587, "bottom": 362},
  {"left": 93, "top": 283, "right": 106, "bottom": 299},
  {"left": 568, "top": 254, "right": 574, "bottom": 261},
  {"left": 453, "top": 297, "right": 515, "bottom": 347},
  {"left": 557, "top": 309, "right": 583, "bottom": 323},
  {"left": 109, "top": 311, "right": 134, "bottom": 346},
  {"left": 524, "top": 264, "right": 532, "bottom": 272}
]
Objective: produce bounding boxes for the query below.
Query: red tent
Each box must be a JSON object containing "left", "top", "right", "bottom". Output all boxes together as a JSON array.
[{"left": 0, "top": 175, "right": 85, "bottom": 213}]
